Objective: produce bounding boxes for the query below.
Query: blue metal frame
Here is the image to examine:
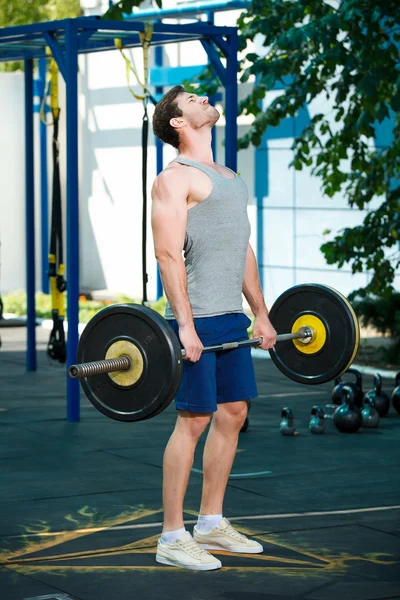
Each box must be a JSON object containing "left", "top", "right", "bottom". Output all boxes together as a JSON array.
[
  {"left": 24, "top": 59, "right": 36, "bottom": 371},
  {"left": 65, "top": 20, "right": 80, "bottom": 422},
  {"left": 124, "top": 0, "right": 250, "bottom": 20},
  {"left": 38, "top": 58, "right": 49, "bottom": 294},
  {"left": 154, "top": 42, "right": 164, "bottom": 301},
  {"left": 0, "top": 16, "right": 239, "bottom": 421}
]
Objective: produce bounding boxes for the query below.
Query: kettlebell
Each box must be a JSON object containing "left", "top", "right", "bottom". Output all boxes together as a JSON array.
[
  {"left": 361, "top": 397, "right": 380, "bottom": 428},
  {"left": 309, "top": 406, "right": 325, "bottom": 434},
  {"left": 332, "top": 368, "right": 363, "bottom": 408},
  {"left": 332, "top": 375, "right": 345, "bottom": 405},
  {"left": 333, "top": 386, "right": 362, "bottom": 433},
  {"left": 391, "top": 371, "right": 400, "bottom": 415},
  {"left": 364, "top": 373, "right": 390, "bottom": 417},
  {"left": 280, "top": 407, "right": 296, "bottom": 436}
]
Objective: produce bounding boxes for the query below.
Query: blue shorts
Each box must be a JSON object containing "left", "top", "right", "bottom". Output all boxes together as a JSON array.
[{"left": 167, "top": 313, "right": 258, "bottom": 413}]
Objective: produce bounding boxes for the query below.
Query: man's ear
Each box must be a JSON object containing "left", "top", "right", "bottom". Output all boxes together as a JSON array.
[{"left": 170, "top": 117, "right": 185, "bottom": 130}]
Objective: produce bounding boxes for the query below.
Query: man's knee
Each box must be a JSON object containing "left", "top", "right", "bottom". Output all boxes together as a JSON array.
[
  {"left": 214, "top": 401, "right": 248, "bottom": 429},
  {"left": 176, "top": 411, "right": 212, "bottom": 441}
]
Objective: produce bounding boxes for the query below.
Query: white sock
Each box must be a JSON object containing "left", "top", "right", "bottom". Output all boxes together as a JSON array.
[
  {"left": 160, "top": 527, "right": 186, "bottom": 545},
  {"left": 196, "top": 514, "right": 223, "bottom": 534}
]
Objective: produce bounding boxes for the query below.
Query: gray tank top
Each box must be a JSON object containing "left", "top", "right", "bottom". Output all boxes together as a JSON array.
[{"left": 165, "top": 157, "right": 251, "bottom": 319}]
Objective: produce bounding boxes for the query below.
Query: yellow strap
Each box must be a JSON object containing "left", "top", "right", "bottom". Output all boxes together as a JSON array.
[
  {"left": 50, "top": 58, "right": 60, "bottom": 120},
  {"left": 115, "top": 23, "right": 154, "bottom": 102},
  {"left": 48, "top": 257, "right": 65, "bottom": 316},
  {"left": 140, "top": 22, "right": 153, "bottom": 96},
  {"left": 57, "top": 264, "right": 66, "bottom": 317},
  {"left": 39, "top": 54, "right": 60, "bottom": 125}
]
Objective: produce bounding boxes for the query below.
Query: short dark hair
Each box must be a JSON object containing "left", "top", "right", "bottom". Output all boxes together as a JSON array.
[{"left": 152, "top": 85, "right": 184, "bottom": 149}]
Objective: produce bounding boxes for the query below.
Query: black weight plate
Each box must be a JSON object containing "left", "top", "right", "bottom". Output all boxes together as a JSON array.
[
  {"left": 268, "top": 284, "right": 359, "bottom": 385},
  {"left": 77, "top": 304, "right": 183, "bottom": 422}
]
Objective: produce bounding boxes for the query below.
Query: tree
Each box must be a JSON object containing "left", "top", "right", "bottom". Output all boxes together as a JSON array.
[
  {"left": 236, "top": 0, "right": 400, "bottom": 298},
  {"left": 103, "top": 0, "right": 161, "bottom": 20},
  {"left": 0, "top": 0, "right": 82, "bottom": 71}
]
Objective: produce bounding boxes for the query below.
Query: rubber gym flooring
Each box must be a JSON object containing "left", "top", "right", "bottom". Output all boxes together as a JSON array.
[{"left": 0, "top": 326, "right": 399, "bottom": 600}]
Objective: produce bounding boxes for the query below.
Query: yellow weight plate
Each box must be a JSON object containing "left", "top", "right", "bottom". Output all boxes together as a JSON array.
[
  {"left": 105, "top": 340, "right": 144, "bottom": 387},
  {"left": 291, "top": 314, "right": 326, "bottom": 354},
  {"left": 325, "top": 285, "right": 360, "bottom": 373}
]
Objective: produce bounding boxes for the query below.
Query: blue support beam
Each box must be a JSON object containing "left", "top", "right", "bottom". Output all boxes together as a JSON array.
[
  {"left": 155, "top": 43, "right": 164, "bottom": 300},
  {"left": 77, "top": 28, "right": 96, "bottom": 46},
  {"left": 38, "top": 58, "right": 49, "bottom": 294},
  {"left": 255, "top": 145, "right": 268, "bottom": 293},
  {"left": 65, "top": 20, "right": 80, "bottom": 422},
  {"left": 212, "top": 34, "right": 230, "bottom": 57},
  {"left": 224, "top": 30, "right": 238, "bottom": 171},
  {"left": 24, "top": 59, "right": 37, "bottom": 372},
  {"left": 206, "top": 11, "right": 217, "bottom": 159},
  {"left": 200, "top": 39, "right": 226, "bottom": 86},
  {"left": 125, "top": 0, "right": 250, "bottom": 20}
]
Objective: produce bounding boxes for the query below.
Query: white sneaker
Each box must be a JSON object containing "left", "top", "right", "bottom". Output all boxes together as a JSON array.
[
  {"left": 193, "top": 518, "right": 263, "bottom": 554},
  {"left": 156, "top": 530, "right": 222, "bottom": 571}
]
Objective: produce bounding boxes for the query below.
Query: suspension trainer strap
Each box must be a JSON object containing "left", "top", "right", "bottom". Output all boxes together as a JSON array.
[
  {"left": 47, "top": 57, "right": 67, "bottom": 363},
  {"left": 114, "top": 24, "right": 156, "bottom": 305},
  {"left": 140, "top": 23, "right": 153, "bottom": 305},
  {"left": 142, "top": 101, "right": 149, "bottom": 304}
]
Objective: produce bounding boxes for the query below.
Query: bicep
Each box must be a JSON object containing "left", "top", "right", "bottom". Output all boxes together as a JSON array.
[{"left": 151, "top": 172, "right": 188, "bottom": 258}]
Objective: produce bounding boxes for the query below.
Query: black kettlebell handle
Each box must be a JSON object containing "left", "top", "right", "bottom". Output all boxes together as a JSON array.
[
  {"left": 374, "top": 373, "right": 382, "bottom": 395},
  {"left": 347, "top": 367, "right": 363, "bottom": 390},
  {"left": 342, "top": 385, "right": 355, "bottom": 406},
  {"left": 281, "top": 407, "right": 293, "bottom": 420},
  {"left": 334, "top": 375, "right": 343, "bottom": 386},
  {"left": 364, "top": 396, "right": 375, "bottom": 408},
  {"left": 311, "top": 406, "right": 324, "bottom": 419}
]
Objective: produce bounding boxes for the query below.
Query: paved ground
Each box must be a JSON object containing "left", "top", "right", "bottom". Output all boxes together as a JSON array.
[{"left": 0, "top": 326, "right": 399, "bottom": 600}]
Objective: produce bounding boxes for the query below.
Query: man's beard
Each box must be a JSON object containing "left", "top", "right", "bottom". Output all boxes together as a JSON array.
[{"left": 192, "top": 106, "right": 220, "bottom": 130}]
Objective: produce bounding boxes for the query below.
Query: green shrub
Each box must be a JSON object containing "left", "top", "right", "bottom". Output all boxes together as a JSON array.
[
  {"left": 351, "top": 292, "right": 400, "bottom": 364},
  {"left": 2, "top": 291, "right": 169, "bottom": 324}
]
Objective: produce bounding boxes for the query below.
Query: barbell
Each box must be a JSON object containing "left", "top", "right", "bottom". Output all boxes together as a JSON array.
[{"left": 68, "top": 284, "right": 360, "bottom": 422}]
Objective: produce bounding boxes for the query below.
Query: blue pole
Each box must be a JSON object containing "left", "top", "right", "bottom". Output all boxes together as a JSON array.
[
  {"left": 155, "top": 44, "right": 164, "bottom": 300},
  {"left": 206, "top": 11, "right": 217, "bottom": 159},
  {"left": 256, "top": 169, "right": 264, "bottom": 293},
  {"left": 38, "top": 57, "right": 49, "bottom": 294},
  {"left": 224, "top": 30, "right": 238, "bottom": 171},
  {"left": 65, "top": 20, "right": 80, "bottom": 422},
  {"left": 24, "top": 59, "right": 37, "bottom": 372},
  {"left": 125, "top": 0, "right": 251, "bottom": 20}
]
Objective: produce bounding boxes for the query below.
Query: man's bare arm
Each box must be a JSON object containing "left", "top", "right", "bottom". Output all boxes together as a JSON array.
[{"left": 151, "top": 167, "right": 193, "bottom": 328}]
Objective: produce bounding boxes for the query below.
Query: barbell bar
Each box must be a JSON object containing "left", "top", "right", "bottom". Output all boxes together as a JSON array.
[{"left": 68, "top": 326, "right": 314, "bottom": 380}]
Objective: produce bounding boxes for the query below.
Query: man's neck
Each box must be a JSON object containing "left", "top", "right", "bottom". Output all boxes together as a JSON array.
[{"left": 178, "top": 130, "right": 215, "bottom": 166}]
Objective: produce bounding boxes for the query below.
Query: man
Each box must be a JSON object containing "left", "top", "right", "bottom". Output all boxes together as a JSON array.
[{"left": 151, "top": 85, "right": 277, "bottom": 571}]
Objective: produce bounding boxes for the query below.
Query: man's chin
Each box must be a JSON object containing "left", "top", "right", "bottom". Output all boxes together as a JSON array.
[{"left": 209, "top": 107, "right": 220, "bottom": 124}]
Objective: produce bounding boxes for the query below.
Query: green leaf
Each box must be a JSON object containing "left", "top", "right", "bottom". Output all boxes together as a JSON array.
[
  {"left": 103, "top": 5, "right": 124, "bottom": 20},
  {"left": 122, "top": 0, "right": 134, "bottom": 13}
]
